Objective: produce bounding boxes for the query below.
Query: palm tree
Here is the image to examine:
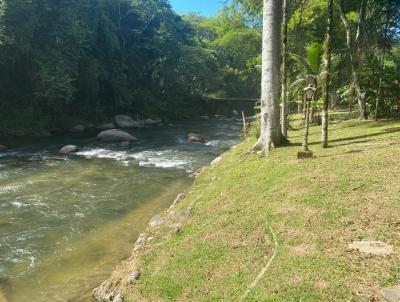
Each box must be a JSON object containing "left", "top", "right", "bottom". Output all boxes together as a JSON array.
[
  {"left": 321, "top": 0, "right": 334, "bottom": 148},
  {"left": 281, "top": 0, "right": 289, "bottom": 138},
  {"left": 290, "top": 42, "right": 324, "bottom": 104},
  {"left": 253, "top": 0, "right": 283, "bottom": 155}
]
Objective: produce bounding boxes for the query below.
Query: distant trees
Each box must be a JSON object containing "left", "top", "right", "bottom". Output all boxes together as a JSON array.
[{"left": 0, "top": 0, "right": 261, "bottom": 135}]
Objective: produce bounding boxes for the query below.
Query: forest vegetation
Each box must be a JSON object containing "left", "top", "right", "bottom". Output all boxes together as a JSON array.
[{"left": 0, "top": 0, "right": 398, "bottom": 137}]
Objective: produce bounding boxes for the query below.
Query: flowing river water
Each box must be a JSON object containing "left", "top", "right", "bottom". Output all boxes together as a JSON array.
[{"left": 0, "top": 118, "right": 242, "bottom": 302}]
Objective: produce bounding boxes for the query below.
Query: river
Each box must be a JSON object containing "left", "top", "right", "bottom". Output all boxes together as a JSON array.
[{"left": 0, "top": 118, "right": 242, "bottom": 302}]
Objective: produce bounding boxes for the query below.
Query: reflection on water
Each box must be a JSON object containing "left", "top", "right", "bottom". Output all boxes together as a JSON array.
[{"left": 0, "top": 118, "right": 242, "bottom": 302}]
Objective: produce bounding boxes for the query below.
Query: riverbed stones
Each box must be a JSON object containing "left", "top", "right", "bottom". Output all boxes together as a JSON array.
[
  {"left": 187, "top": 133, "right": 208, "bottom": 144},
  {"left": 149, "top": 215, "right": 164, "bottom": 228},
  {"left": 211, "top": 156, "right": 222, "bottom": 166},
  {"left": 381, "top": 285, "right": 400, "bottom": 302},
  {"left": 0, "top": 145, "right": 7, "bottom": 151},
  {"left": 113, "top": 293, "right": 124, "bottom": 302},
  {"left": 114, "top": 115, "right": 140, "bottom": 128},
  {"left": 170, "top": 192, "right": 186, "bottom": 208},
  {"left": 129, "top": 270, "right": 141, "bottom": 281},
  {"left": 348, "top": 240, "right": 393, "bottom": 256},
  {"left": 59, "top": 145, "right": 79, "bottom": 155},
  {"left": 135, "top": 233, "right": 147, "bottom": 247},
  {"left": 97, "top": 129, "right": 137, "bottom": 142},
  {"left": 170, "top": 223, "right": 183, "bottom": 234},
  {"left": 179, "top": 209, "right": 191, "bottom": 219}
]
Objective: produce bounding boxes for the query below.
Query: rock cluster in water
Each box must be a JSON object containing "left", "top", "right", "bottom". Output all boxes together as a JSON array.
[
  {"left": 96, "top": 129, "right": 138, "bottom": 143},
  {"left": 187, "top": 133, "right": 208, "bottom": 144}
]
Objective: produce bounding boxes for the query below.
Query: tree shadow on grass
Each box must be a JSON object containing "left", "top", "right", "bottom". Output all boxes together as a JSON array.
[{"left": 283, "top": 126, "right": 399, "bottom": 150}]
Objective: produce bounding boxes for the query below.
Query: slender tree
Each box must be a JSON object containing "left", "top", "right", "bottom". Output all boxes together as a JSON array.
[
  {"left": 253, "top": 0, "right": 283, "bottom": 155},
  {"left": 339, "top": 0, "right": 368, "bottom": 120},
  {"left": 281, "top": 0, "right": 289, "bottom": 138},
  {"left": 321, "top": 0, "right": 333, "bottom": 148}
]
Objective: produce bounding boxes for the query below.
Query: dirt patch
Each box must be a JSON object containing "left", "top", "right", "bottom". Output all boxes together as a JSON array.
[
  {"left": 348, "top": 240, "right": 394, "bottom": 256},
  {"left": 290, "top": 243, "right": 316, "bottom": 256}
]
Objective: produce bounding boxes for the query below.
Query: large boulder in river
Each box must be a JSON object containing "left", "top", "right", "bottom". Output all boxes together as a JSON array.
[
  {"left": 114, "top": 115, "right": 140, "bottom": 128},
  {"left": 0, "top": 145, "right": 7, "bottom": 151},
  {"left": 97, "top": 129, "right": 138, "bottom": 142},
  {"left": 59, "top": 145, "right": 79, "bottom": 155},
  {"left": 187, "top": 133, "right": 208, "bottom": 144}
]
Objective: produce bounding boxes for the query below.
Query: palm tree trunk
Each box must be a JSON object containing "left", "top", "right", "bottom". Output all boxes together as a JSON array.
[
  {"left": 281, "top": 0, "right": 289, "bottom": 138},
  {"left": 339, "top": 1, "right": 367, "bottom": 120},
  {"left": 321, "top": 0, "right": 333, "bottom": 148},
  {"left": 253, "top": 0, "right": 282, "bottom": 155},
  {"left": 375, "top": 11, "right": 390, "bottom": 121}
]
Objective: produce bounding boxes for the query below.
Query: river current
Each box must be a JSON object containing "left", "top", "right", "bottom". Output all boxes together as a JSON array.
[{"left": 0, "top": 118, "right": 242, "bottom": 302}]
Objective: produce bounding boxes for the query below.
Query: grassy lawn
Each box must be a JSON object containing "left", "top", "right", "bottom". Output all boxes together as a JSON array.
[{"left": 118, "top": 119, "right": 400, "bottom": 301}]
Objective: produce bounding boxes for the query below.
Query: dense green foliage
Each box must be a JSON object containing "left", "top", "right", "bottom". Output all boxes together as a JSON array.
[
  {"left": 0, "top": 0, "right": 261, "bottom": 136},
  {"left": 0, "top": 0, "right": 399, "bottom": 136},
  {"left": 235, "top": 0, "right": 400, "bottom": 119}
]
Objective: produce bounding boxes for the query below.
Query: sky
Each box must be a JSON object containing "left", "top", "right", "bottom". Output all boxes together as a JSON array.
[{"left": 169, "top": 0, "right": 223, "bottom": 17}]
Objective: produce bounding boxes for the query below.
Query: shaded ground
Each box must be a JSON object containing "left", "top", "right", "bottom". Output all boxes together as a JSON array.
[{"left": 109, "top": 119, "right": 400, "bottom": 301}]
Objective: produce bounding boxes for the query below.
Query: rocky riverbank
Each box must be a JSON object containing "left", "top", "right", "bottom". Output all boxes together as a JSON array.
[{"left": 91, "top": 154, "right": 223, "bottom": 302}]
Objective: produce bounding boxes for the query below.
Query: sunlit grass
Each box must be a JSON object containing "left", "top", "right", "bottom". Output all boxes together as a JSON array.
[{"left": 122, "top": 119, "right": 400, "bottom": 301}]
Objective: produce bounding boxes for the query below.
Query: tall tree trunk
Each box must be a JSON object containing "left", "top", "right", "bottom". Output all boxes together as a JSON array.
[
  {"left": 375, "top": 11, "right": 390, "bottom": 121},
  {"left": 339, "top": 1, "right": 367, "bottom": 120},
  {"left": 281, "top": 0, "right": 288, "bottom": 138},
  {"left": 253, "top": 0, "right": 282, "bottom": 155},
  {"left": 321, "top": 0, "right": 333, "bottom": 148},
  {"left": 375, "top": 54, "right": 385, "bottom": 121}
]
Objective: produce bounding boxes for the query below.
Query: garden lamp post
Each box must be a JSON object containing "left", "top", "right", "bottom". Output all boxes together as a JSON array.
[{"left": 298, "top": 83, "right": 316, "bottom": 159}]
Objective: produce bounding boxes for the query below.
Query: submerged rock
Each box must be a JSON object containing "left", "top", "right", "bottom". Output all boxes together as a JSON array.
[
  {"left": 70, "top": 124, "right": 85, "bottom": 132},
  {"left": 149, "top": 215, "right": 164, "bottom": 228},
  {"left": 97, "top": 129, "right": 137, "bottom": 142},
  {"left": 187, "top": 133, "right": 208, "bottom": 144},
  {"left": 97, "top": 123, "right": 115, "bottom": 131},
  {"left": 144, "top": 118, "right": 161, "bottom": 126},
  {"left": 0, "top": 145, "right": 7, "bottom": 151},
  {"left": 0, "top": 287, "right": 7, "bottom": 302},
  {"left": 120, "top": 141, "right": 130, "bottom": 149},
  {"left": 114, "top": 115, "right": 140, "bottom": 128},
  {"left": 59, "top": 145, "right": 79, "bottom": 155}
]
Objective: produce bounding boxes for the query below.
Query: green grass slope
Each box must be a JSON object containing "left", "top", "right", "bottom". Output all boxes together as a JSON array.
[{"left": 122, "top": 120, "right": 400, "bottom": 302}]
